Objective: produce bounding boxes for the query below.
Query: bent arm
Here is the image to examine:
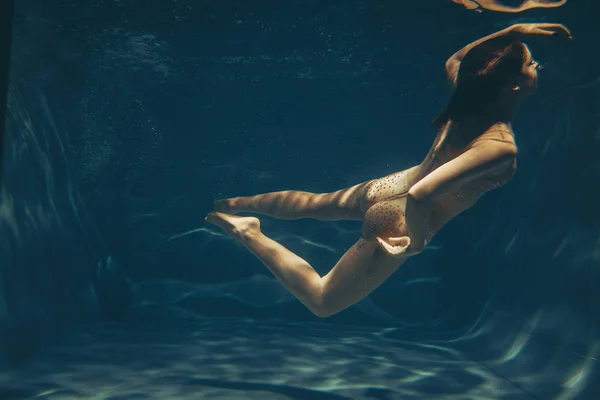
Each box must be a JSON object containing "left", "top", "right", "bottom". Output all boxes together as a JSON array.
[
  {"left": 445, "top": 26, "right": 514, "bottom": 87},
  {"left": 405, "top": 143, "right": 517, "bottom": 250}
]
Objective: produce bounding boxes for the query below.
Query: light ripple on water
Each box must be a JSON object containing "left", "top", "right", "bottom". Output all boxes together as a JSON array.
[{"left": 1, "top": 311, "right": 590, "bottom": 400}]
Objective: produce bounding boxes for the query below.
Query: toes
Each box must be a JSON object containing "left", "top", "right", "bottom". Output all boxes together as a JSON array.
[
  {"left": 213, "top": 199, "right": 227, "bottom": 212},
  {"left": 205, "top": 212, "right": 215, "bottom": 223},
  {"left": 205, "top": 211, "right": 224, "bottom": 224},
  {"left": 206, "top": 211, "right": 236, "bottom": 229},
  {"left": 214, "top": 198, "right": 235, "bottom": 212}
]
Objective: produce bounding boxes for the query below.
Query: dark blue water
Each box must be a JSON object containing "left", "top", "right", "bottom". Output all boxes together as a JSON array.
[{"left": 0, "top": 0, "right": 598, "bottom": 399}]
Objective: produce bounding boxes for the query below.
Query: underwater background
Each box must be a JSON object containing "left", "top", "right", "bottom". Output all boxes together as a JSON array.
[{"left": 0, "top": 0, "right": 598, "bottom": 398}]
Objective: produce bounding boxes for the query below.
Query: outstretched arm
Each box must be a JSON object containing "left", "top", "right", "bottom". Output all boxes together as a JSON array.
[
  {"left": 445, "top": 23, "right": 572, "bottom": 87},
  {"left": 445, "top": 27, "right": 513, "bottom": 87}
]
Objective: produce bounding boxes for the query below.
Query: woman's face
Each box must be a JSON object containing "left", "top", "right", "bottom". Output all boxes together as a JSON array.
[{"left": 518, "top": 45, "right": 540, "bottom": 94}]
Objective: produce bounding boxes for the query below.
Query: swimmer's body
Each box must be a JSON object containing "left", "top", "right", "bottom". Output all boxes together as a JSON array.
[{"left": 206, "top": 23, "right": 571, "bottom": 318}]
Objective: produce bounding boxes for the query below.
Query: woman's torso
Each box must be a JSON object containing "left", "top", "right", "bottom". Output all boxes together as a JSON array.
[{"left": 361, "top": 121, "right": 517, "bottom": 240}]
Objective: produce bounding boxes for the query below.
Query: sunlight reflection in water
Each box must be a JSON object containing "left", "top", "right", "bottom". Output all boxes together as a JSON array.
[{"left": 0, "top": 310, "right": 596, "bottom": 400}]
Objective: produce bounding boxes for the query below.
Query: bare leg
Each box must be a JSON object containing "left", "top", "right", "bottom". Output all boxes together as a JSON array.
[
  {"left": 205, "top": 211, "right": 406, "bottom": 317},
  {"left": 214, "top": 181, "right": 373, "bottom": 221}
]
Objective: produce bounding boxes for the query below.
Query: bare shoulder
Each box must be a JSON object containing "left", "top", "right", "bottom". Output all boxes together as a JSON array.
[
  {"left": 469, "top": 138, "right": 517, "bottom": 157},
  {"left": 462, "top": 132, "right": 517, "bottom": 182},
  {"left": 468, "top": 127, "right": 518, "bottom": 158}
]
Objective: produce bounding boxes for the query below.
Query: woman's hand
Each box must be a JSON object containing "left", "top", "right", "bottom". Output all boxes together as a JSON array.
[
  {"left": 375, "top": 236, "right": 425, "bottom": 259},
  {"left": 508, "top": 23, "right": 572, "bottom": 40}
]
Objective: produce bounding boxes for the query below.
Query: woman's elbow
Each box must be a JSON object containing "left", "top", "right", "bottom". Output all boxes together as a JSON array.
[{"left": 407, "top": 187, "right": 434, "bottom": 204}]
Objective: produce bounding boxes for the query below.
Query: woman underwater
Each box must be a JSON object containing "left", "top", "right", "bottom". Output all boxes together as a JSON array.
[{"left": 206, "top": 23, "right": 572, "bottom": 318}]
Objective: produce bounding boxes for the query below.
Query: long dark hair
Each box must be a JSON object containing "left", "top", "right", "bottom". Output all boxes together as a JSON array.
[{"left": 432, "top": 35, "right": 528, "bottom": 130}]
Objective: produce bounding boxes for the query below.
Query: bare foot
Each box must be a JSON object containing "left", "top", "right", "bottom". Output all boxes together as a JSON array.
[
  {"left": 213, "top": 198, "right": 238, "bottom": 213},
  {"left": 205, "top": 212, "right": 261, "bottom": 243}
]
